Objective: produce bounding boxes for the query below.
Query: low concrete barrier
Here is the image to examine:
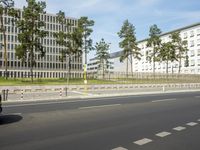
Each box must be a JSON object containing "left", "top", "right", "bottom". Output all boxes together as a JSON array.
[{"left": 1, "top": 83, "right": 200, "bottom": 101}]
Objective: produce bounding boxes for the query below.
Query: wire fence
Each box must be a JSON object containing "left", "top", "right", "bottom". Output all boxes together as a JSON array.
[{"left": 87, "top": 72, "right": 200, "bottom": 83}]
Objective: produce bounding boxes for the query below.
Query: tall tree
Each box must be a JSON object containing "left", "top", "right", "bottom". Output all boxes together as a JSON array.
[
  {"left": 78, "top": 17, "right": 94, "bottom": 65},
  {"left": 146, "top": 24, "right": 162, "bottom": 76},
  {"left": 54, "top": 11, "right": 82, "bottom": 82},
  {"left": 171, "top": 32, "right": 188, "bottom": 73},
  {"left": 159, "top": 42, "right": 177, "bottom": 74},
  {"left": 0, "top": 0, "right": 14, "bottom": 79},
  {"left": 78, "top": 17, "right": 94, "bottom": 82},
  {"left": 13, "top": 0, "right": 47, "bottom": 82},
  {"left": 118, "top": 20, "right": 141, "bottom": 78},
  {"left": 95, "top": 38, "right": 110, "bottom": 79}
]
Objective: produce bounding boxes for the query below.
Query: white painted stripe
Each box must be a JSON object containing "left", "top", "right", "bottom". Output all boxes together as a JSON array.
[
  {"left": 72, "top": 91, "right": 93, "bottom": 96},
  {"left": 186, "top": 122, "right": 198, "bottom": 126},
  {"left": 134, "top": 138, "right": 153, "bottom": 145},
  {"left": 173, "top": 126, "right": 186, "bottom": 131},
  {"left": 197, "top": 119, "right": 200, "bottom": 122},
  {"left": 79, "top": 104, "right": 121, "bottom": 110},
  {"left": 156, "top": 131, "right": 171, "bottom": 137},
  {"left": 3, "top": 113, "right": 22, "bottom": 115},
  {"left": 112, "top": 147, "right": 128, "bottom": 150},
  {"left": 152, "top": 98, "right": 176, "bottom": 103}
]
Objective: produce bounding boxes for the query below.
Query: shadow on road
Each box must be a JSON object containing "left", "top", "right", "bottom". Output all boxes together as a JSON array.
[{"left": 0, "top": 115, "right": 23, "bottom": 125}]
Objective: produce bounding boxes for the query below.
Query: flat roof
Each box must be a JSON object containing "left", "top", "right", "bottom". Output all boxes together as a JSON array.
[{"left": 138, "top": 22, "right": 200, "bottom": 43}]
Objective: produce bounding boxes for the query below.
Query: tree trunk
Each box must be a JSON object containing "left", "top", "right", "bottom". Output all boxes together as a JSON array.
[
  {"left": 130, "top": 54, "right": 133, "bottom": 78},
  {"left": 0, "top": 14, "right": 8, "bottom": 79},
  {"left": 153, "top": 49, "right": 155, "bottom": 79},
  {"left": 67, "top": 55, "right": 71, "bottom": 86},
  {"left": 178, "top": 57, "right": 181, "bottom": 74},
  {"left": 84, "top": 33, "right": 87, "bottom": 81},
  {"left": 103, "top": 59, "right": 105, "bottom": 79},
  {"left": 166, "top": 60, "right": 169, "bottom": 79},
  {"left": 126, "top": 57, "right": 128, "bottom": 79},
  {"left": 30, "top": 52, "right": 33, "bottom": 82}
]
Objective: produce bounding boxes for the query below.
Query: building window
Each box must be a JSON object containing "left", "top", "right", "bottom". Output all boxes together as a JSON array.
[
  {"left": 190, "top": 30, "right": 194, "bottom": 37},
  {"left": 190, "top": 40, "right": 194, "bottom": 47},
  {"left": 197, "top": 29, "right": 200, "bottom": 36},
  {"left": 183, "top": 32, "right": 187, "bottom": 39},
  {"left": 190, "top": 50, "right": 195, "bottom": 56},
  {"left": 198, "top": 59, "right": 200, "bottom": 66},
  {"left": 190, "top": 60, "right": 195, "bottom": 66},
  {"left": 197, "top": 39, "right": 200, "bottom": 46},
  {"left": 198, "top": 49, "right": 200, "bottom": 56}
]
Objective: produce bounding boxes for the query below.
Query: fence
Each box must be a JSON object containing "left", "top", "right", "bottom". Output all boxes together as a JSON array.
[{"left": 87, "top": 72, "right": 200, "bottom": 83}]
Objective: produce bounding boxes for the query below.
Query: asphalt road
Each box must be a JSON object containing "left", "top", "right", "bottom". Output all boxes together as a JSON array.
[{"left": 0, "top": 91, "right": 200, "bottom": 150}]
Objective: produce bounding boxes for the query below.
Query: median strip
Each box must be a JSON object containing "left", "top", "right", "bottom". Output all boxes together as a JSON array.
[
  {"left": 78, "top": 104, "right": 121, "bottom": 110},
  {"left": 152, "top": 98, "right": 177, "bottom": 103}
]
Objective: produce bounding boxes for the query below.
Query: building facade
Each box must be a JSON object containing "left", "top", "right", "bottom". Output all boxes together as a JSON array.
[
  {"left": 109, "top": 23, "right": 200, "bottom": 74},
  {"left": 87, "top": 57, "right": 114, "bottom": 73},
  {"left": 0, "top": 10, "right": 83, "bottom": 78}
]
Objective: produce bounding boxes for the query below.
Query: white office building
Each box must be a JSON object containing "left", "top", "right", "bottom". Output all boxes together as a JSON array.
[
  {"left": 0, "top": 10, "right": 83, "bottom": 78},
  {"left": 107, "top": 22, "right": 200, "bottom": 74}
]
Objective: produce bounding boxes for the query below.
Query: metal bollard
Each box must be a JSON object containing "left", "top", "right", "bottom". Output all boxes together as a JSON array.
[
  {"left": 65, "top": 87, "right": 68, "bottom": 96},
  {"left": 21, "top": 90, "right": 23, "bottom": 100},
  {"left": 60, "top": 88, "right": 62, "bottom": 97},
  {"left": 0, "top": 94, "right": 2, "bottom": 113},
  {"left": 162, "top": 86, "right": 165, "bottom": 92}
]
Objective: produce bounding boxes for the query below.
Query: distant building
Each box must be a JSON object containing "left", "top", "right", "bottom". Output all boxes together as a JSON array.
[
  {"left": 87, "top": 57, "right": 114, "bottom": 74},
  {"left": 0, "top": 9, "right": 83, "bottom": 78},
  {"left": 108, "top": 23, "right": 200, "bottom": 74}
]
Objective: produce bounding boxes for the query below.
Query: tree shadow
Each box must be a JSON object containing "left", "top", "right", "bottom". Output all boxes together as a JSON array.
[{"left": 0, "top": 114, "right": 23, "bottom": 125}]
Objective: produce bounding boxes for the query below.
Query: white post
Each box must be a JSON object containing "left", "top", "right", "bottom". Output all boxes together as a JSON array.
[
  {"left": 162, "top": 85, "right": 165, "bottom": 92},
  {"left": 21, "top": 90, "right": 23, "bottom": 100},
  {"left": 60, "top": 88, "right": 62, "bottom": 98}
]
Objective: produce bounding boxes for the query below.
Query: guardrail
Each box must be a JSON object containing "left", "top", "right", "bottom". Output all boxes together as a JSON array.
[{"left": 1, "top": 83, "right": 200, "bottom": 101}]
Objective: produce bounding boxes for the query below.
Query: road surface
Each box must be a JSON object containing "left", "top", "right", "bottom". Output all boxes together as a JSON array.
[{"left": 0, "top": 91, "right": 200, "bottom": 150}]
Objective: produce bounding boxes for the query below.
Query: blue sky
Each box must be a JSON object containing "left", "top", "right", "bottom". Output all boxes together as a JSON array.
[{"left": 14, "top": 0, "right": 200, "bottom": 58}]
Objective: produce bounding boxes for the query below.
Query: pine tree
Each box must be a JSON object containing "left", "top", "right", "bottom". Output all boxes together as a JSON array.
[
  {"left": 13, "top": 0, "right": 47, "bottom": 82},
  {"left": 171, "top": 32, "right": 188, "bottom": 73},
  {"left": 118, "top": 20, "right": 141, "bottom": 78},
  {"left": 95, "top": 38, "right": 110, "bottom": 79},
  {"left": 146, "top": 24, "right": 162, "bottom": 76}
]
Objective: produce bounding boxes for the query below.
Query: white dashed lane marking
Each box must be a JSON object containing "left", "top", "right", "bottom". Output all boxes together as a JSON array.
[
  {"left": 173, "top": 126, "right": 186, "bottom": 131},
  {"left": 79, "top": 104, "right": 121, "bottom": 110},
  {"left": 197, "top": 119, "right": 200, "bottom": 122},
  {"left": 112, "top": 147, "right": 128, "bottom": 150},
  {"left": 156, "top": 131, "right": 171, "bottom": 137},
  {"left": 152, "top": 98, "right": 176, "bottom": 103},
  {"left": 186, "top": 122, "right": 198, "bottom": 126},
  {"left": 133, "top": 138, "right": 153, "bottom": 145}
]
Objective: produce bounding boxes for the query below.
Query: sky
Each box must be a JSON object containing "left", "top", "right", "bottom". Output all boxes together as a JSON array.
[{"left": 14, "top": 0, "right": 200, "bottom": 59}]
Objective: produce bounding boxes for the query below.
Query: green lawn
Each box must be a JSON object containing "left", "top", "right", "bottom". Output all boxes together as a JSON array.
[{"left": 0, "top": 77, "right": 199, "bottom": 86}]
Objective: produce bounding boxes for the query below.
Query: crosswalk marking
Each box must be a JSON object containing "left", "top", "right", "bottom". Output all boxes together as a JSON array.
[
  {"left": 112, "top": 147, "right": 128, "bottom": 150},
  {"left": 156, "top": 131, "right": 171, "bottom": 137},
  {"left": 134, "top": 138, "right": 153, "bottom": 145},
  {"left": 186, "top": 122, "right": 198, "bottom": 126},
  {"left": 173, "top": 126, "right": 186, "bottom": 131}
]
